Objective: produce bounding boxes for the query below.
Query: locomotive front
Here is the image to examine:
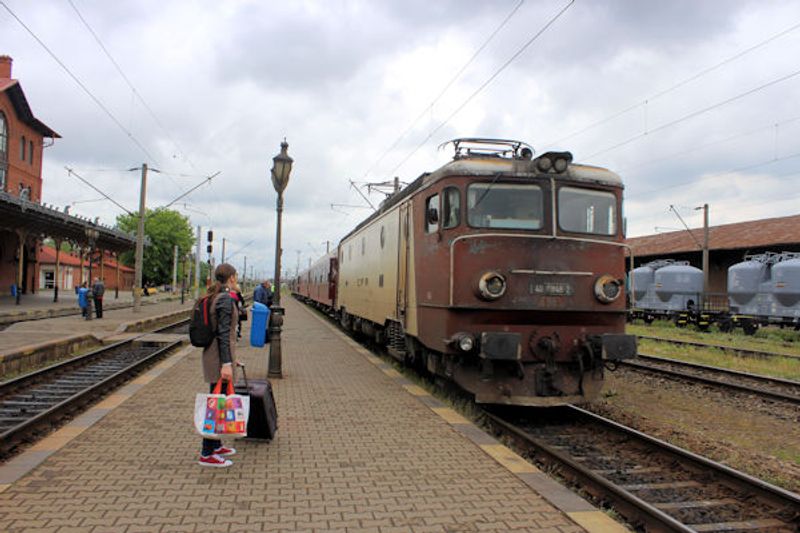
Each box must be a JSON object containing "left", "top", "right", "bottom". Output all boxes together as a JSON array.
[{"left": 413, "top": 139, "right": 636, "bottom": 405}]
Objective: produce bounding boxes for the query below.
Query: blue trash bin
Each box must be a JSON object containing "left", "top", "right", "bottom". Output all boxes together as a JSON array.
[
  {"left": 10, "top": 284, "right": 17, "bottom": 297},
  {"left": 250, "top": 302, "right": 271, "bottom": 347}
]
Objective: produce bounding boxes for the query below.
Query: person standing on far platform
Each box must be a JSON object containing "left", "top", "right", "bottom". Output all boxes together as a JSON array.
[
  {"left": 92, "top": 277, "right": 105, "bottom": 319},
  {"left": 253, "top": 280, "right": 273, "bottom": 308},
  {"left": 77, "top": 282, "right": 89, "bottom": 319},
  {"left": 198, "top": 263, "right": 240, "bottom": 468}
]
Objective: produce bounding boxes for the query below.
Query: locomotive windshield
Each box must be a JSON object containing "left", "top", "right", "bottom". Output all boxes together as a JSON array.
[
  {"left": 467, "top": 183, "right": 543, "bottom": 229},
  {"left": 558, "top": 187, "right": 616, "bottom": 235}
]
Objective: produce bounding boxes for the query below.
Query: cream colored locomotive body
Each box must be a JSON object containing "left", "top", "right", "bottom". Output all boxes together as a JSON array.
[{"left": 337, "top": 200, "right": 418, "bottom": 337}]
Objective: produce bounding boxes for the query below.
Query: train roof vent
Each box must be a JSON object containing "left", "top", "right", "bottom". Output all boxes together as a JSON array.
[{"left": 440, "top": 138, "right": 535, "bottom": 161}]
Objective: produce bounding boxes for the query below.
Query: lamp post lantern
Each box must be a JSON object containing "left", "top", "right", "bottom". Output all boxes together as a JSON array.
[{"left": 268, "top": 140, "right": 293, "bottom": 379}]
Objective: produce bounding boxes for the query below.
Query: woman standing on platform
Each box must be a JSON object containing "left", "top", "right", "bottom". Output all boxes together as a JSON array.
[{"left": 198, "top": 263, "right": 240, "bottom": 468}]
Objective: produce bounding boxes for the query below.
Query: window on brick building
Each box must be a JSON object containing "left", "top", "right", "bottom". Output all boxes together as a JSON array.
[
  {"left": 29, "top": 140, "right": 33, "bottom": 164},
  {"left": 20, "top": 135, "right": 25, "bottom": 161}
]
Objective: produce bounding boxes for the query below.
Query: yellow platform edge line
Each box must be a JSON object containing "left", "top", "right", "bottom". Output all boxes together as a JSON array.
[
  {"left": 402, "top": 384, "right": 430, "bottom": 397},
  {"left": 431, "top": 407, "right": 471, "bottom": 425},
  {"left": 382, "top": 368, "right": 402, "bottom": 378},
  {"left": 568, "top": 511, "right": 631, "bottom": 533},
  {"left": 479, "top": 444, "right": 539, "bottom": 474},
  {"left": 92, "top": 393, "right": 129, "bottom": 410}
]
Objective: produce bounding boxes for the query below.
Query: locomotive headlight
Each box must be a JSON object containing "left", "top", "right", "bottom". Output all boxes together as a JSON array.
[
  {"left": 478, "top": 271, "right": 507, "bottom": 300},
  {"left": 458, "top": 334, "right": 475, "bottom": 352},
  {"left": 594, "top": 274, "right": 622, "bottom": 303},
  {"left": 554, "top": 157, "right": 569, "bottom": 172},
  {"left": 536, "top": 157, "right": 552, "bottom": 172}
]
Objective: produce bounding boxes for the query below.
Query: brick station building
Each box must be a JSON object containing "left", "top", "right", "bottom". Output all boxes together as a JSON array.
[
  {"left": 0, "top": 55, "right": 136, "bottom": 302},
  {"left": 626, "top": 213, "right": 800, "bottom": 293}
]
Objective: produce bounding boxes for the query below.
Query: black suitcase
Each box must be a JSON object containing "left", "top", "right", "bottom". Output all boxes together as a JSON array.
[{"left": 234, "top": 365, "right": 278, "bottom": 440}]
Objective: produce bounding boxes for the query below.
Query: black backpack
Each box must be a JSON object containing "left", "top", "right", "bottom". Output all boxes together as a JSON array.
[{"left": 189, "top": 295, "right": 216, "bottom": 347}]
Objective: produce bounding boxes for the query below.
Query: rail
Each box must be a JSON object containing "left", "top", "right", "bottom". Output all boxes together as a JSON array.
[{"left": 485, "top": 406, "right": 800, "bottom": 532}]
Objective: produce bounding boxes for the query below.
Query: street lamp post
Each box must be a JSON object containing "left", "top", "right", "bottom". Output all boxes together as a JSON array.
[
  {"left": 267, "top": 140, "right": 293, "bottom": 379},
  {"left": 85, "top": 227, "right": 99, "bottom": 320}
]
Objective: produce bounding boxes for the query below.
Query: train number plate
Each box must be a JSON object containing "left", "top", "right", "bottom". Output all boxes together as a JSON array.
[{"left": 529, "top": 281, "right": 574, "bottom": 296}]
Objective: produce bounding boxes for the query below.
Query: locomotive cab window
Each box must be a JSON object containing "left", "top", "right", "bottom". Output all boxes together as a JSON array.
[
  {"left": 425, "top": 194, "right": 439, "bottom": 233},
  {"left": 467, "top": 183, "right": 543, "bottom": 229},
  {"left": 442, "top": 187, "right": 460, "bottom": 229},
  {"left": 558, "top": 187, "right": 616, "bottom": 235}
]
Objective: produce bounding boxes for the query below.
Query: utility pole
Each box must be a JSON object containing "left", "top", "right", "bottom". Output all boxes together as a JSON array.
[
  {"left": 171, "top": 244, "right": 178, "bottom": 293},
  {"left": 702, "top": 203, "right": 710, "bottom": 298},
  {"left": 221, "top": 237, "right": 226, "bottom": 264},
  {"left": 243, "top": 256, "right": 247, "bottom": 288},
  {"left": 133, "top": 163, "right": 147, "bottom": 313},
  {"left": 194, "top": 225, "right": 201, "bottom": 298}
]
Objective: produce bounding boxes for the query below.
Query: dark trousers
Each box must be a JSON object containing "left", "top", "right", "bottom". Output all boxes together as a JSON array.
[
  {"left": 94, "top": 297, "right": 103, "bottom": 318},
  {"left": 201, "top": 381, "right": 224, "bottom": 457}
]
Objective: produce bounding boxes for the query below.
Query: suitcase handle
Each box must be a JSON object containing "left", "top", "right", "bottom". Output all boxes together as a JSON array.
[{"left": 236, "top": 361, "right": 249, "bottom": 389}]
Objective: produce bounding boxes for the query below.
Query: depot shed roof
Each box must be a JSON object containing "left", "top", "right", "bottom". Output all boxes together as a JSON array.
[{"left": 626, "top": 213, "right": 800, "bottom": 258}]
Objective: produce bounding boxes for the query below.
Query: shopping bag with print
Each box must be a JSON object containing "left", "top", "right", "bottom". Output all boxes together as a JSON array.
[{"left": 194, "top": 379, "right": 250, "bottom": 438}]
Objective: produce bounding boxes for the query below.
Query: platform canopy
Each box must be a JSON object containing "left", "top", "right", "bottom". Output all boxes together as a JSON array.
[{"left": 0, "top": 191, "right": 136, "bottom": 252}]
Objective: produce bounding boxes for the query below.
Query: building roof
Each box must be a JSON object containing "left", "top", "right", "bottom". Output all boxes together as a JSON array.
[
  {"left": 0, "top": 79, "right": 60, "bottom": 138},
  {"left": 0, "top": 191, "right": 136, "bottom": 252},
  {"left": 38, "top": 245, "right": 135, "bottom": 272},
  {"left": 626, "top": 213, "right": 800, "bottom": 257}
]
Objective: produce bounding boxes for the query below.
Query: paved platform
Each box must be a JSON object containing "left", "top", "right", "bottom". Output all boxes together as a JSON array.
[
  {"left": 0, "top": 297, "right": 628, "bottom": 533},
  {"left": 0, "top": 299, "right": 193, "bottom": 356}
]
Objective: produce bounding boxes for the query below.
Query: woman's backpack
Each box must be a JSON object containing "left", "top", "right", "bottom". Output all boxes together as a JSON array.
[{"left": 189, "top": 296, "right": 216, "bottom": 347}]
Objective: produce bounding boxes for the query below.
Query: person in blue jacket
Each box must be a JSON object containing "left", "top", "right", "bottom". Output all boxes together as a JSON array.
[
  {"left": 253, "top": 280, "right": 273, "bottom": 308},
  {"left": 77, "top": 282, "right": 90, "bottom": 319}
]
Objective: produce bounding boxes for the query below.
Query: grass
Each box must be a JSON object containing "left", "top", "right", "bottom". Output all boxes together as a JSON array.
[
  {"left": 637, "top": 339, "right": 800, "bottom": 381},
  {"left": 627, "top": 320, "right": 800, "bottom": 356}
]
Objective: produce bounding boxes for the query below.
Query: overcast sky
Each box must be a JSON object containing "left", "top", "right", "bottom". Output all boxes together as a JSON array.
[{"left": 2, "top": 0, "right": 799, "bottom": 279}]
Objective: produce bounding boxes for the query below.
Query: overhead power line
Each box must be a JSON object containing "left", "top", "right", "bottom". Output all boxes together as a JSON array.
[
  {"left": 541, "top": 19, "right": 800, "bottom": 149},
  {"left": 67, "top": 0, "right": 198, "bottom": 176},
  {"left": 584, "top": 66, "right": 800, "bottom": 160},
  {"left": 618, "top": 115, "right": 800, "bottom": 175},
  {"left": 65, "top": 167, "right": 134, "bottom": 215},
  {"left": 1, "top": 1, "right": 160, "bottom": 164},
  {"left": 388, "top": 0, "right": 575, "bottom": 177},
  {"left": 627, "top": 149, "right": 800, "bottom": 200},
  {"left": 361, "top": 0, "right": 526, "bottom": 182}
]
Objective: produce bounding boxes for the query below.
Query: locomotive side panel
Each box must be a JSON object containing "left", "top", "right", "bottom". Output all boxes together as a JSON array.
[{"left": 338, "top": 207, "right": 402, "bottom": 326}]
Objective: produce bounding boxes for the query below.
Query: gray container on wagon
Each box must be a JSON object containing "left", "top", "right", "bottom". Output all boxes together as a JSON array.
[
  {"left": 631, "top": 260, "right": 702, "bottom": 313},
  {"left": 728, "top": 253, "right": 800, "bottom": 320}
]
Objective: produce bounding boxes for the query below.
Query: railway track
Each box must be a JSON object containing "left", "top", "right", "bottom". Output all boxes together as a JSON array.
[
  {"left": 153, "top": 317, "right": 190, "bottom": 334},
  {"left": 0, "top": 337, "right": 182, "bottom": 456},
  {"left": 637, "top": 334, "right": 800, "bottom": 360},
  {"left": 486, "top": 406, "right": 800, "bottom": 532},
  {"left": 622, "top": 353, "right": 800, "bottom": 406}
]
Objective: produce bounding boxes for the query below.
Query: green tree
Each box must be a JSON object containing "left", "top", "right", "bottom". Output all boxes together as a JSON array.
[{"left": 116, "top": 208, "right": 195, "bottom": 285}]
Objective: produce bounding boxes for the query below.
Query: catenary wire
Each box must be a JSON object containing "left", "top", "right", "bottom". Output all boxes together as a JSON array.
[
  {"left": 0, "top": 1, "right": 161, "bottom": 165},
  {"left": 583, "top": 66, "right": 800, "bottom": 160},
  {"left": 541, "top": 19, "right": 800, "bottom": 149},
  {"left": 360, "top": 0, "right": 526, "bottom": 182},
  {"left": 67, "top": 0, "right": 196, "bottom": 196},
  {"left": 626, "top": 149, "right": 800, "bottom": 199},
  {"left": 65, "top": 167, "right": 135, "bottom": 215},
  {"left": 388, "top": 0, "right": 576, "bottom": 177},
  {"left": 617, "top": 115, "right": 800, "bottom": 174}
]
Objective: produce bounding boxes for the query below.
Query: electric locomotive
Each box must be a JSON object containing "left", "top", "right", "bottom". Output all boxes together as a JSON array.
[{"left": 295, "top": 138, "right": 636, "bottom": 406}]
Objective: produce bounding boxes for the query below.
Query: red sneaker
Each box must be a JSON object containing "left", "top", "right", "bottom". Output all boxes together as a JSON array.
[
  {"left": 198, "top": 454, "right": 232, "bottom": 468},
  {"left": 214, "top": 446, "right": 236, "bottom": 457}
]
